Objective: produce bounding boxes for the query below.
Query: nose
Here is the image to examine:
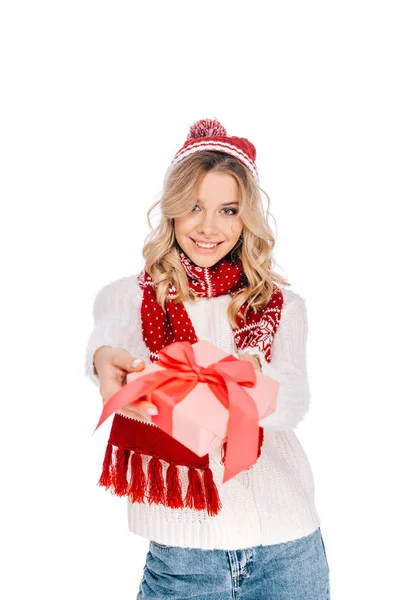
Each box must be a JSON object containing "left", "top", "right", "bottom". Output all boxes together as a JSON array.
[{"left": 196, "top": 210, "right": 219, "bottom": 235}]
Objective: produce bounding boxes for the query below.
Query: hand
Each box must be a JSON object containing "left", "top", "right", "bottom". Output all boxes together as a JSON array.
[
  {"left": 237, "top": 352, "right": 262, "bottom": 372},
  {"left": 93, "top": 346, "right": 159, "bottom": 421}
]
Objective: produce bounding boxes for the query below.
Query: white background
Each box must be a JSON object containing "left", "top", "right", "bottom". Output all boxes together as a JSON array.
[{"left": 1, "top": 1, "right": 399, "bottom": 598}]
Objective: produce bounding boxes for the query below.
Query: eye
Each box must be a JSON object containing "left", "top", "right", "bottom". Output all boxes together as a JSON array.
[{"left": 191, "top": 205, "right": 237, "bottom": 215}]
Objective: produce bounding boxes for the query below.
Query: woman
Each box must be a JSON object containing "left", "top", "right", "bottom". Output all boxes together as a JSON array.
[{"left": 85, "top": 118, "right": 330, "bottom": 598}]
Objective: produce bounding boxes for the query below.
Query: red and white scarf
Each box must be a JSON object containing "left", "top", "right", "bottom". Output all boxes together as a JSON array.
[{"left": 98, "top": 251, "right": 284, "bottom": 516}]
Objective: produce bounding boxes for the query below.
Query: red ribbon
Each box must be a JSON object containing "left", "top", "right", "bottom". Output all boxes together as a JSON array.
[{"left": 94, "top": 341, "right": 260, "bottom": 483}]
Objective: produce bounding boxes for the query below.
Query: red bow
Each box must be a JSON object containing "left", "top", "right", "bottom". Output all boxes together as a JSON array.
[{"left": 94, "top": 341, "right": 260, "bottom": 483}]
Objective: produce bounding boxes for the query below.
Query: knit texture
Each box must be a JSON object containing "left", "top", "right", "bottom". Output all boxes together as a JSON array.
[{"left": 85, "top": 276, "right": 320, "bottom": 550}]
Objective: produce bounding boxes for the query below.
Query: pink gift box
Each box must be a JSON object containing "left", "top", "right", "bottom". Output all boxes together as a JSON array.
[{"left": 125, "top": 340, "right": 279, "bottom": 459}]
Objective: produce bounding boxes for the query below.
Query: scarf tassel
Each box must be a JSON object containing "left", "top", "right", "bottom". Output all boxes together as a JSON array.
[
  {"left": 97, "top": 444, "right": 221, "bottom": 516},
  {"left": 203, "top": 467, "right": 223, "bottom": 516},
  {"left": 185, "top": 467, "right": 207, "bottom": 511},
  {"left": 147, "top": 456, "right": 166, "bottom": 504},
  {"left": 128, "top": 451, "right": 146, "bottom": 503},
  {"left": 166, "top": 463, "right": 184, "bottom": 508},
  {"left": 113, "top": 446, "right": 130, "bottom": 495},
  {"left": 98, "top": 441, "right": 113, "bottom": 488}
]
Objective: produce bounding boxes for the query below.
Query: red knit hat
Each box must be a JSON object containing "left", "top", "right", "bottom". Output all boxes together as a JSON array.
[{"left": 165, "top": 118, "right": 260, "bottom": 185}]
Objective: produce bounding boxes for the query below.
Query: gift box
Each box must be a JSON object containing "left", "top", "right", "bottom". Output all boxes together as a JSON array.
[{"left": 94, "top": 340, "right": 279, "bottom": 482}]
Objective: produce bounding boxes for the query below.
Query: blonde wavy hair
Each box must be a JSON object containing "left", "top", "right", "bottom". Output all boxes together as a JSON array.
[{"left": 142, "top": 151, "right": 290, "bottom": 327}]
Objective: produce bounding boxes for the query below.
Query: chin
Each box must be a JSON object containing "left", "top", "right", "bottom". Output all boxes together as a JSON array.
[{"left": 189, "top": 256, "right": 221, "bottom": 267}]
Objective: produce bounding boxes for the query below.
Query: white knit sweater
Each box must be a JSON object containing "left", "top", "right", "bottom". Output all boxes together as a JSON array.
[{"left": 85, "top": 275, "right": 321, "bottom": 550}]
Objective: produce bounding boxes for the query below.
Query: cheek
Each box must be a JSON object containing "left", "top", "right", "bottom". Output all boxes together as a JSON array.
[
  {"left": 230, "top": 218, "right": 244, "bottom": 237},
  {"left": 174, "top": 216, "right": 191, "bottom": 233},
  {"left": 174, "top": 218, "right": 186, "bottom": 238}
]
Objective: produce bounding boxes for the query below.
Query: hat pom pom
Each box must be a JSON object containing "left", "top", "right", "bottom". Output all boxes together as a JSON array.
[{"left": 187, "top": 118, "right": 227, "bottom": 141}]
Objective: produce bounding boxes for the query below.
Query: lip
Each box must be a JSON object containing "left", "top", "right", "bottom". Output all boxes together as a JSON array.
[{"left": 190, "top": 238, "right": 224, "bottom": 253}]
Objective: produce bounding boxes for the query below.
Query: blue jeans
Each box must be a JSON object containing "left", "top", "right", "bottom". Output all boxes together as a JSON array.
[{"left": 137, "top": 527, "right": 330, "bottom": 599}]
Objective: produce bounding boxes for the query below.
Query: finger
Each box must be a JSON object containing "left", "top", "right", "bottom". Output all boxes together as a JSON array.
[
  {"left": 117, "top": 406, "right": 151, "bottom": 422},
  {"left": 238, "top": 353, "right": 261, "bottom": 371},
  {"left": 112, "top": 348, "right": 146, "bottom": 373},
  {"left": 128, "top": 399, "right": 159, "bottom": 416},
  {"left": 116, "top": 400, "right": 158, "bottom": 422}
]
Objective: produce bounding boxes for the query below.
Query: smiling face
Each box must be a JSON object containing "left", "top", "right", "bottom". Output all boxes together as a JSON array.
[{"left": 174, "top": 170, "right": 244, "bottom": 267}]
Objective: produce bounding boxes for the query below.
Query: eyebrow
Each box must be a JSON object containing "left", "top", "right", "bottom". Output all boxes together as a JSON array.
[{"left": 196, "top": 199, "right": 239, "bottom": 207}]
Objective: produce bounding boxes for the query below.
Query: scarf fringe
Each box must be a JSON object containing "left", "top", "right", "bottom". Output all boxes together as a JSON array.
[
  {"left": 128, "top": 451, "right": 146, "bottom": 503},
  {"left": 185, "top": 467, "right": 206, "bottom": 510},
  {"left": 97, "top": 442, "right": 222, "bottom": 516},
  {"left": 147, "top": 456, "right": 166, "bottom": 504},
  {"left": 166, "top": 463, "right": 184, "bottom": 509},
  {"left": 203, "top": 467, "right": 223, "bottom": 516},
  {"left": 113, "top": 447, "right": 130, "bottom": 495}
]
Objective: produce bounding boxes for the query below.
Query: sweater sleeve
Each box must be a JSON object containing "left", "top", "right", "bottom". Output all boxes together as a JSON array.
[
  {"left": 84, "top": 275, "right": 150, "bottom": 387},
  {"left": 238, "top": 291, "right": 311, "bottom": 432}
]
